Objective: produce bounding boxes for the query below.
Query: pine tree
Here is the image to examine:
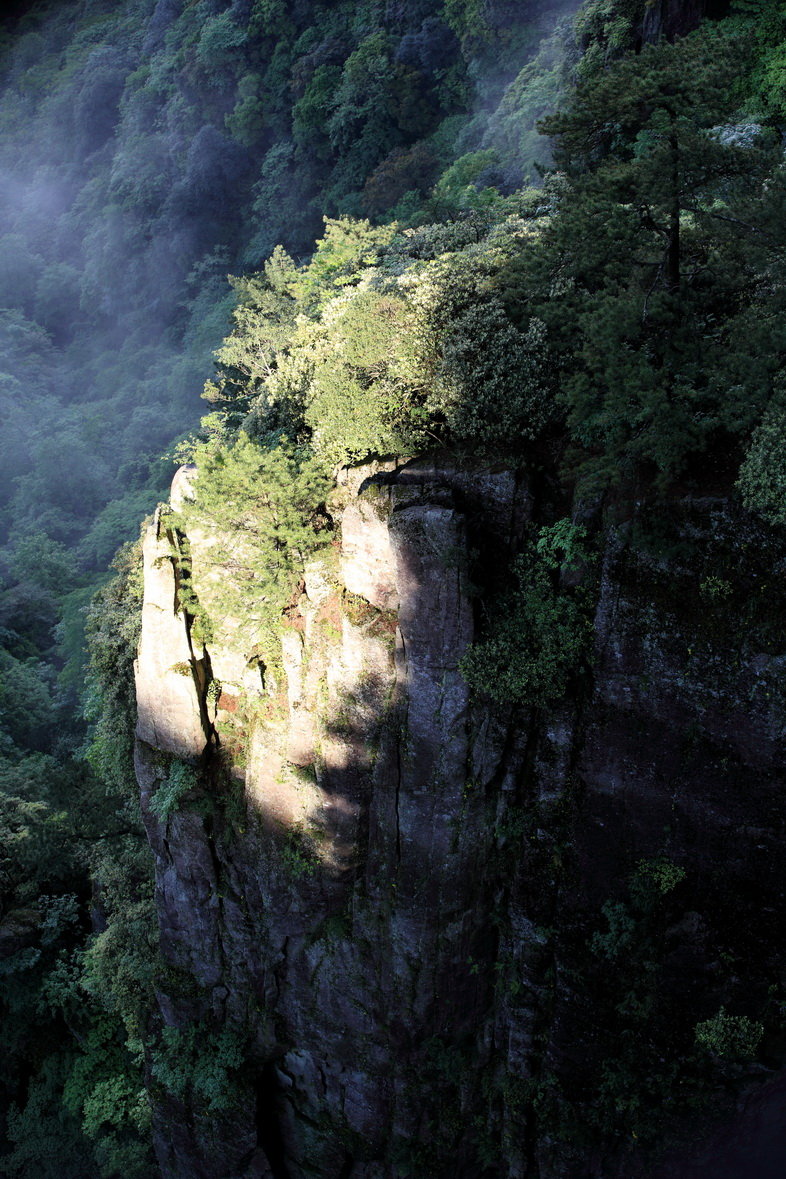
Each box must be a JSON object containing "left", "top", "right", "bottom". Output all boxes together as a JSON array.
[{"left": 534, "top": 28, "right": 786, "bottom": 485}]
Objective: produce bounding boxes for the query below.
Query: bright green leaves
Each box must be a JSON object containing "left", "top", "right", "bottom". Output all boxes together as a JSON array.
[
  {"left": 183, "top": 434, "right": 330, "bottom": 574},
  {"left": 202, "top": 212, "right": 560, "bottom": 469},
  {"left": 61, "top": 1011, "right": 153, "bottom": 1178},
  {"left": 84, "top": 541, "right": 144, "bottom": 796},
  {"left": 148, "top": 760, "right": 199, "bottom": 821},
  {"left": 203, "top": 247, "right": 300, "bottom": 433},
  {"left": 304, "top": 288, "right": 418, "bottom": 465},
  {"left": 291, "top": 217, "right": 398, "bottom": 311},
  {"left": 431, "top": 149, "right": 502, "bottom": 213},
  {"left": 179, "top": 433, "right": 331, "bottom": 669}
]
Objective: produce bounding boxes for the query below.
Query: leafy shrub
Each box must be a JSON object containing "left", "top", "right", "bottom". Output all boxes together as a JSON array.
[
  {"left": 431, "top": 149, "right": 502, "bottom": 213},
  {"left": 202, "top": 215, "right": 563, "bottom": 465},
  {"left": 695, "top": 1008, "right": 764, "bottom": 1061},
  {"left": 628, "top": 857, "right": 686, "bottom": 909},
  {"left": 407, "top": 242, "right": 557, "bottom": 451},
  {"left": 737, "top": 403, "right": 786, "bottom": 525},
  {"left": 195, "top": 12, "right": 247, "bottom": 83},
  {"left": 151, "top": 1021, "right": 246, "bottom": 1114},
  {"left": 461, "top": 521, "right": 594, "bottom": 708},
  {"left": 303, "top": 287, "right": 421, "bottom": 464},
  {"left": 149, "top": 761, "right": 199, "bottom": 821},
  {"left": 179, "top": 433, "right": 331, "bottom": 670}
]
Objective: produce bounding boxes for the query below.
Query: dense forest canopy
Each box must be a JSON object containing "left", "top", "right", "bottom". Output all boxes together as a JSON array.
[{"left": 2, "top": 0, "right": 786, "bottom": 1174}]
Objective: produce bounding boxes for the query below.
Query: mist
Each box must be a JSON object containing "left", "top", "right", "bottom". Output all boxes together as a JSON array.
[{"left": 0, "top": 2, "right": 579, "bottom": 1164}]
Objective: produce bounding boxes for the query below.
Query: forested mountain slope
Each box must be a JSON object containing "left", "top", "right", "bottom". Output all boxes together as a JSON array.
[{"left": 3, "top": 0, "right": 786, "bottom": 1175}]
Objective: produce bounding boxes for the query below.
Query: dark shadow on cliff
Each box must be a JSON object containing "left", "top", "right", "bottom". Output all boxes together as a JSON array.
[{"left": 231, "top": 661, "right": 399, "bottom": 889}]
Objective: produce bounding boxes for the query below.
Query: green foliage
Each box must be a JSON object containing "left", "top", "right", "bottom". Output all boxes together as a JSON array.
[
  {"left": 3, "top": 1053, "right": 94, "bottom": 1178},
  {"left": 592, "top": 858, "right": 686, "bottom": 959},
  {"left": 325, "top": 30, "right": 438, "bottom": 203},
  {"left": 481, "top": 25, "right": 568, "bottom": 185},
  {"left": 573, "top": 0, "right": 642, "bottom": 77},
  {"left": 292, "top": 217, "right": 398, "bottom": 311},
  {"left": 20, "top": 537, "right": 162, "bottom": 1178},
  {"left": 203, "top": 248, "right": 300, "bottom": 432},
  {"left": 535, "top": 518, "right": 588, "bottom": 571},
  {"left": 629, "top": 857, "right": 687, "bottom": 909},
  {"left": 84, "top": 542, "right": 144, "bottom": 795},
  {"left": 414, "top": 258, "right": 555, "bottom": 448},
  {"left": 179, "top": 433, "right": 331, "bottom": 670},
  {"left": 292, "top": 63, "right": 342, "bottom": 156},
  {"left": 195, "top": 11, "right": 247, "bottom": 83},
  {"left": 0, "top": 758, "right": 68, "bottom": 893},
  {"left": 248, "top": 0, "right": 290, "bottom": 40},
  {"left": 302, "top": 287, "right": 421, "bottom": 464},
  {"left": 61, "top": 1009, "right": 153, "bottom": 1179},
  {"left": 76, "top": 490, "right": 159, "bottom": 572},
  {"left": 737, "top": 403, "right": 786, "bottom": 524},
  {"left": 164, "top": 523, "right": 214, "bottom": 647},
  {"left": 151, "top": 1021, "right": 246, "bottom": 1114},
  {"left": 590, "top": 900, "right": 637, "bottom": 963},
  {"left": 545, "top": 854, "right": 712, "bottom": 1149},
  {"left": 0, "top": 649, "right": 56, "bottom": 753},
  {"left": 4, "top": 2, "right": 786, "bottom": 1173},
  {"left": 80, "top": 846, "right": 158, "bottom": 1051},
  {"left": 279, "top": 823, "right": 319, "bottom": 878},
  {"left": 0, "top": 826, "right": 156, "bottom": 1176},
  {"left": 695, "top": 1008, "right": 764, "bottom": 1061},
  {"left": 0, "top": 0, "right": 557, "bottom": 592},
  {"left": 727, "top": 1, "right": 786, "bottom": 119},
  {"left": 461, "top": 522, "right": 594, "bottom": 708},
  {"left": 208, "top": 212, "right": 562, "bottom": 466},
  {"left": 149, "top": 760, "right": 199, "bottom": 821},
  {"left": 225, "top": 72, "right": 266, "bottom": 148},
  {"left": 431, "top": 149, "right": 503, "bottom": 213},
  {"left": 531, "top": 26, "right": 786, "bottom": 487},
  {"left": 443, "top": 0, "right": 490, "bottom": 43},
  {"left": 360, "top": 140, "right": 441, "bottom": 218}
]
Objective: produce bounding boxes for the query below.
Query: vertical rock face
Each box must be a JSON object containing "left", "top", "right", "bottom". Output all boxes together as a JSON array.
[
  {"left": 134, "top": 465, "right": 786, "bottom": 1179},
  {"left": 134, "top": 506, "right": 211, "bottom": 760},
  {"left": 640, "top": 0, "right": 707, "bottom": 42}
]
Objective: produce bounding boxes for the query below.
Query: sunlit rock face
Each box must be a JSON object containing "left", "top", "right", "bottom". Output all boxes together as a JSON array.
[
  {"left": 134, "top": 457, "right": 530, "bottom": 1178},
  {"left": 340, "top": 498, "right": 400, "bottom": 610},
  {"left": 134, "top": 461, "right": 786, "bottom": 1179},
  {"left": 134, "top": 507, "right": 210, "bottom": 760}
]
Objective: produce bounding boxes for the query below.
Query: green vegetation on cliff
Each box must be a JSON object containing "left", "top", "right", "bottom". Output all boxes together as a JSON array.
[{"left": 4, "top": 0, "right": 786, "bottom": 1173}]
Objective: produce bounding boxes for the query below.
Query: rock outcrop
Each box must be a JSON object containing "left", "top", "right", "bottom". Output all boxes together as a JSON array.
[
  {"left": 640, "top": 0, "right": 727, "bottom": 44},
  {"left": 134, "top": 506, "right": 212, "bottom": 760},
  {"left": 134, "top": 460, "right": 786, "bottom": 1179}
]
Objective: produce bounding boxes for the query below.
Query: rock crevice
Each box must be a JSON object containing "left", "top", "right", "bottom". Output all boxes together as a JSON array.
[{"left": 134, "top": 464, "right": 786, "bottom": 1178}]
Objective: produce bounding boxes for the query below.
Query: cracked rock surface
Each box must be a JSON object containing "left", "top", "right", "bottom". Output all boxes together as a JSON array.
[{"left": 134, "top": 463, "right": 786, "bottom": 1179}]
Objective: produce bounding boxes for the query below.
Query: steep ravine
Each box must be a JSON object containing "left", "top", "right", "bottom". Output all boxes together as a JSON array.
[{"left": 133, "top": 459, "right": 786, "bottom": 1178}]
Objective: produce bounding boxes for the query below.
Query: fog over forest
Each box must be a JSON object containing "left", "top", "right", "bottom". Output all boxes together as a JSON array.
[
  {"left": 0, "top": 1, "right": 582, "bottom": 1170},
  {"left": 3, "top": 0, "right": 786, "bottom": 1175}
]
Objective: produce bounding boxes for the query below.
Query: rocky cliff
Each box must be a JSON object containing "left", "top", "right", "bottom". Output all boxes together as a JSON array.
[{"left": 133, "top": 458, "right": 786, "bottom": 1178}]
